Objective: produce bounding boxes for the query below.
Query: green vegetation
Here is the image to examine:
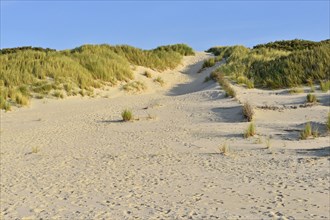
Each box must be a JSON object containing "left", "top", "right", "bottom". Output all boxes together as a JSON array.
[
  {"left": 306, "top": 93, "right": 317, "bottom": 103},
  {"left": 143, "top": 71, "right": 152, "bottom": 78},
  {"left": 0, "top": 43, "right": 193, "bottom": 110},
  {"left": 121, "top": 109, "right": 133, "bottom": 122},
  {"left": 207, "top": 39, "right": 330, "bottom": 89},
  {"left": 244, "top": 122, "right": 256, "bottom": 138},
  {"left": 300, "top": 122, "right": 312, "bottom": 139},
  {"left": 300, "top": 122, "right": 319, "bottom": 139},
  {"left": 289, "top": 87, "right": 304, "bottom": 94},
  {"left": 253, "top": 39, "right": 330, "bottom": 51},
  {"left": 236, "top": 76, "right": 254, "bottom": 88},
  {"left": 320, "top": 80, "right": 330, "bottom": 92},
  {"left": 216, "top": 73, "right": 236, "bottom": 98},
  {"left": 122, "top": 81, "right": 147, "bottom": 93},
  {"left": 154, "top": 77, "right": 165, "bottom": 86},
  {"left": 153, "top": 44, "right": 195, "bottom": 56},
  {"left": 202, "top": 58, "right": 216, "bottom": 68}
]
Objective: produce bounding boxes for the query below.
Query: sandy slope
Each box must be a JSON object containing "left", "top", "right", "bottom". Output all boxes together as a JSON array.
[{"left": 0, "top": 52, "right": 329, "bottom": 219}]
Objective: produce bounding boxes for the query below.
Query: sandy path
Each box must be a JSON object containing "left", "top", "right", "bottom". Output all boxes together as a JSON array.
[{"left": 1, "top": 53, "right": 329, "bottom": 219}]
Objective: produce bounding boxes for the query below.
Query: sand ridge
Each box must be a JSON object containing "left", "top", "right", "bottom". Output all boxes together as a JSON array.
[{"left": 0, "top": 52, "right": 329, "bottom": 219}]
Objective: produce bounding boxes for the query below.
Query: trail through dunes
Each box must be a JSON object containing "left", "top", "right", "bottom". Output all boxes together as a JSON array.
[{"left": 1, "top": 52, "right": 329, "bottom": 219}]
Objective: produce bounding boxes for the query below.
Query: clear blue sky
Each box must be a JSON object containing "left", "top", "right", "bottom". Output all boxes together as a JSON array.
[{"left": 1, "top": 1, "right": 329, "bottom": 51}]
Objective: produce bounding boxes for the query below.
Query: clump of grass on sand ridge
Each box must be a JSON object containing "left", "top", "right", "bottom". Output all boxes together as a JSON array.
[
  {"left": 242, "top": 102, "right": 254, "bottom": 122},
  {"left": 219, "top": 142, "right": 230, "bottom": 156},
  {"left": 154, "top": 77, "right": 165, "bottom": 86},
  {"left": 300, "top": 122, "right": 319, "bottom": 139},
  {"left": 122, "top": 81, "right": 147, "bottom": 93},
  {"left": 121, "top": 109, "right": 133, "bottom": 122},
  {"left": 244, "top": 122, "right": 256, "bottom": 138},
  {"left": 306, "top": 93, "right": 317, "bottom": 103}
]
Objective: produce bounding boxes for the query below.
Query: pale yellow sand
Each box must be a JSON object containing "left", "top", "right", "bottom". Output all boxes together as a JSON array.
[{"left": 1, "top": 52, "right": 329, "bottom": 219}]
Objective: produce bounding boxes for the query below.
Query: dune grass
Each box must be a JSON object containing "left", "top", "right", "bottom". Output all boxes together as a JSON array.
[
  {"left": 300, "top": 122, "right": 319, "bottom": 139},
  {"left": 202, "top": 58, "right": 216, "bottom": 68},
  {"left": 242, "top": 102, "right": 254, "bottom": 122},
  {"left": 320, "top": 80, "right": 330, "bottom": 92},
  {"left": 289, "top": 87, "right": 304, "bottom": 94},
  {"left": 219, "top": 142, "right": 230, "bottom": 156},
  {"left": 122, "top": 81, "right": 147, "bottom": 93},
  {"left": 143, "top": 71, "right": 152, "bottom": 78},
  {"left": 0, "top": 43, "right": 193, "bottom": 110},
  {"left": 306, "top": 93, "right": 317, "bottom": 103},
  {"left": 121, "top": 109, "right": 133, "bottom": 122},
  {"left": 154, "top": 77, "right": 165, "bottom": 86},
  {"left": 244, "top": 122, "right": 256, "bottom": 138},
  {"left": 207, "top": 39, "right": 330, "bottom": 89}
]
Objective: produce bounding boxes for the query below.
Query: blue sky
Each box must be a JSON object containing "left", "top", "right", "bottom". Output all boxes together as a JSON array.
[{"left": 1, "top": 1, "right": 329, "bottom": 51}]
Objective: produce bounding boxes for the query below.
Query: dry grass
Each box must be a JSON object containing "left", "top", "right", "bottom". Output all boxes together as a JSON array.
[
  {"left": 289, "top": 87, "right": 304, "bottom": 94},
  {"left": 143, "top": 71, "right": 152, "bottom": 78},
  {"left": 300, "top": 122, "right": 318, "bottom": 139},
  {"left": 154, "top": 77, "right": 165, "bottom": 86},
  {"left": 242, "top": 102, "right": 254, "bottom": 122},
  {"left": 244, "top": 122, "right": 256, "bottom": 138},
  {"left": 219, "top": 142, "right": 230, "bottom": 156},
  {"left": 123, "top": 81, "right": 147, "bottom": 93}
]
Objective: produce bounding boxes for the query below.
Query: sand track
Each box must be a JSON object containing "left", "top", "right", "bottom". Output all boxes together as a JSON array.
[{"left": 1, "top": 52, "right": 329, "bottom": 219}]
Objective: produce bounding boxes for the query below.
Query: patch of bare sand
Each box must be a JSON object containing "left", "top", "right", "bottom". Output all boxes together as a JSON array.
[{"left": 1, "top": 52, "right": 329, "bottom": 219}]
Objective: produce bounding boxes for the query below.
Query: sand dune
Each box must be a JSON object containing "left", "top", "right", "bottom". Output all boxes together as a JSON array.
[{"left": 1, "top": 52, "right": 329, "bottom": 219}]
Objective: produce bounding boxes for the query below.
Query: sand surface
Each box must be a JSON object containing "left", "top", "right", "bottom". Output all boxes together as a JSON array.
[{"left": 1, "top": 52, "right": 329, "bottom": 219}]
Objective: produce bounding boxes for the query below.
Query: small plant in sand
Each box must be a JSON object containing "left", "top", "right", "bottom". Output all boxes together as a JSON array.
[
  {"left": 123, "top": 81, "right": 147, "bottom": 93},
  {"left": 242, "top": 102, "right": 254, "bottom": 122},
  {"left": 265, "top": 136, "right": 271, "bottom": 149},
  {"left": 219, "top": 142, "right": 230, "bottom": 156},
  {"left": 202, "top": 58, "right": 216, "bottom": 69},
  {"left": 306, "top": 93, "right": 317, "bottom": 103},
  {"left": 312, "top": 127, "right": 319, "bottom": 138},
  {"left": 121, "top": 109, "right": 133, "bottom": 122},
  {"left": 144, "top": 71, "right": 152, "bottom": 78},
  {"left": 289, "top": 87, "right": 304, "bottom": 94},
  {"left": 244, "top": 122, "right": 256, "bottom": 138},
  {"left": 300, "top": 122, "right": 312, "bottom": 139},
  {"left": 31, "top": 146, "right": 40, "bottom": 154},
  {"left": 154, "top": 77, "right": 165, "bottom": 86},
  {"left": 53, "top": 90, "right": 64, "bottom": 99}
]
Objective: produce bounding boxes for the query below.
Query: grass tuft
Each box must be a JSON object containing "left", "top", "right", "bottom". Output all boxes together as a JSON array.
[
  {"left": 289, "top": 87, "right": 304, "bottom": 94},
  {"left": 143, "top": 71, "right": 152, "bottom": 78},
  {"left": 219, "top": 142, "right": 230, "bottom": 156},
  {"left": 154, "top": 77, "right": 165, "bottom": 86},
  {"left": 244, "top": 122, "right": 256, "bottom": 138},
  {"left": 242, "top": 102, "right": 254, "bottom": 122},
  {"left": 123, "top": 81, "right": 147, "bottom": 93},
  {"left": 306, "top": 93, "right": 317, "bottom": 103},
  {"left": 320, "top": 80, "right": 330, "bottom": 92},
  {"left": 121, "top": 109, "right": 133, "bottom": 122},
  {"left": 300, "top": 122, "right": 312, "bottom": 139}
]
